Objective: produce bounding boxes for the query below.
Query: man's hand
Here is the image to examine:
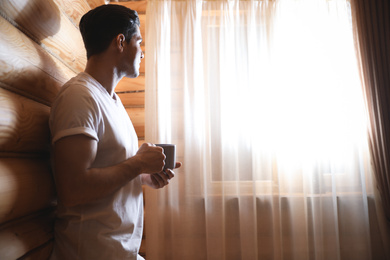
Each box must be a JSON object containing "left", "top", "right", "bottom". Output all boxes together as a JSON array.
[
  {"left": 141, "top": 162, "right": 182, "bottom": 189},
  {"left": 130, "top": 143, "right": 166, "bottom": 174}
]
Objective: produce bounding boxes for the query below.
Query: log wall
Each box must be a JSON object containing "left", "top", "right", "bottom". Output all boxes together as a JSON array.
[{"left": 0, "top": 0, "right": 147, "bottom": 259}]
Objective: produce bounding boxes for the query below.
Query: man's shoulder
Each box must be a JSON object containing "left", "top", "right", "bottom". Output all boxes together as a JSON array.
[
  {"left": 62, "top": 72, "right": 93, "bottom": 90},
  {"left": 57, "top": 73, "right": 98, "bottom": 99}
]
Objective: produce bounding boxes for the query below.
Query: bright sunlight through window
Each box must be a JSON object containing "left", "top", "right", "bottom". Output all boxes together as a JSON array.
[{"left": 201, "top": 1, "right": 369, "bottom": 186}]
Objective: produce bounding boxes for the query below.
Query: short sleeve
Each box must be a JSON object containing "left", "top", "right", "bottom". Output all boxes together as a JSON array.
[{"left": 49, "top": 84, "right": 101, "bottom": 144}]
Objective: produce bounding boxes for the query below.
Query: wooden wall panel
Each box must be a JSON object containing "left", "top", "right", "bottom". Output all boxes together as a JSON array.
[
  {"left": 113, "top": 1, "right": 147, "bottom": 14},
  {"left": 0, "top": 0, "right": 87, "bottom": 73},
  {"left": 85, "top": 0, "right": 107, "bottom": 9},
  {"left": 116, "top": 76, "right": 145, "bottom": 92},
  {"left": 0, "top": 89, "right": 51, "bottom": 154},
  {"left": 118, "top": 91, "right": 145, "bottom": 107},
  {"left": 53, "top": 0, "right": 91, "bottom": 26},
  {"left": 126, "top": 107, "right": 145, "bottom": 138},
  {"left": 139, "top": 14, "right": 146, "bottom": 42},
  {"left": 0, "top": 0, "right": 90, "bottom": 259},
  {"left": 0, "top": 210, "right": 55, "bottom": 260},
  {"left": 0, "top": 157, "right": 56, "bottom": 225},
  {"left": 0, "top": 16, "right": 76, "bottom": 104}
]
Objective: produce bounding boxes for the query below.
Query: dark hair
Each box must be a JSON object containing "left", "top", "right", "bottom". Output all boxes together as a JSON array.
[{"left": 79, "top": 4, "right": 140, "bottom": 59}]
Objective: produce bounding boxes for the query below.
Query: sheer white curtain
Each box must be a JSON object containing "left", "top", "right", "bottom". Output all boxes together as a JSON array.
[{"left": 144, "top": 0, "right": 386, "bottom": 259}]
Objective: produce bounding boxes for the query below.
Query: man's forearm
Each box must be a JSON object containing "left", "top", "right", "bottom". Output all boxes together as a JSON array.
[{"left": 53, "top": 136, "right": 165, "bottom": 207}]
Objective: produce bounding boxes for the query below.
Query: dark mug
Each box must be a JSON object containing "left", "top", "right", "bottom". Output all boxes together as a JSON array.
[{"left": 155, "top": 144, "right": 176, "bottom": 169}]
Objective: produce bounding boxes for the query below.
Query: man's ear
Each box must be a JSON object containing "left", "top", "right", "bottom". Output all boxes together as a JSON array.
[{"left": 115, "top": 34, "right": 126, "bottom": 52}]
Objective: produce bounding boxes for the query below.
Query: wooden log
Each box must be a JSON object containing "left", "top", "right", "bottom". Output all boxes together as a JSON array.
[
  {"left": 0, "top": 16, "right": 76, "bottom": 105},
  {"left": 0, "top": 88, "right": 51, "bottom": 154},
  {"left": 0, "top": 158, "right": 56, "bottom": 225},
  {"left": 115, "top": 75, "right": 145, "bottom": 93},
  {"left": 118, "top": 91, "right": 145, "bottom": 107},
  {"left": 0, "top": 0, "right": 87, "bottom": 73},
  {"left": 53, "top": 0, "right": 92, "bottom": 27},
  {"left": 126, "top": 107, "right": 145, "bottom": 138},
  {"left": 112, "top": 1, "right": 147, "bottom": 14},
  {"left": 85, "top": 0, "right": 107, "bottom": 9},
  {"left": 0, "top": 209, "right": 55, "bottom": 260}
]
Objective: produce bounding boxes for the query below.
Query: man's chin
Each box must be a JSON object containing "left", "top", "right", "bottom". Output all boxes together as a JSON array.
[{"left": 125, "top": 71, "right": 139, "bottom": 78}]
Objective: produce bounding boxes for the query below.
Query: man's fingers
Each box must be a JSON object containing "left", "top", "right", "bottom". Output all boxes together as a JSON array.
[
  {"left": 152, "top": 173, "right": 165, "bottom": 187},
  {"left": 174, "top": 162, "right": 182, "bottom": 169},
  {"left": 163, "top": 169, "right": 175, "bottom": 179}
]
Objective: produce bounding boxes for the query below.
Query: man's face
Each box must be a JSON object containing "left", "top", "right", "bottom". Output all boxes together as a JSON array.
[{"left": 123, "top": 25, "right": 144, "bottom": 78}]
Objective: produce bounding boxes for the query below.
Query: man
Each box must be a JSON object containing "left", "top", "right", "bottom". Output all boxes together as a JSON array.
[{"left": 49, "top": 4, "right": 180, "bottom": 260}]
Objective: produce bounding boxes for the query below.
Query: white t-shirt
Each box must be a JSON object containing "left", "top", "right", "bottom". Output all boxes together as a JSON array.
[{"left": 49, "top": 72, "right": 144, "bottom": 260}]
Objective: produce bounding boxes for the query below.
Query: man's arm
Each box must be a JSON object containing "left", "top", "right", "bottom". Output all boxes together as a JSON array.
[{"left": 52, "top": 134, "right": 165, "bottom": 207}]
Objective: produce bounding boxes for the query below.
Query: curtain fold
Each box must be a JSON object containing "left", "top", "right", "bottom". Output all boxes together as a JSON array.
[
  {"left": 350, "top": 0, "right": 390, "bottom": 257},
  {"left": 351, "top": 0, "right": 390, "bottom": 220},
  {"left": 144, "top": 0, "right": 387, "bottom": 259}
]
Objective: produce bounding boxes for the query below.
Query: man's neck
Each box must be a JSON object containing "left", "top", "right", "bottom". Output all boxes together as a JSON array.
[{"left": 84, "top": 56, "right": 123, "bottom": 97}]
